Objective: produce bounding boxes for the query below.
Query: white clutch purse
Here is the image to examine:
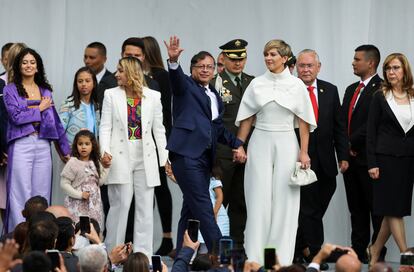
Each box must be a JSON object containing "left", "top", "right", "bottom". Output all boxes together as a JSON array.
[{"left": 289, "top": 162, "right": 317, "bottom": 186}]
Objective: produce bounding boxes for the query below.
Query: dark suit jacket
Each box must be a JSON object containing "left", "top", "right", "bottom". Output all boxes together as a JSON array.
[
  {"left": 341, "top": 74, "right": 382, "bottom": 165},
  {"left": 366, "top": 91, "right": 414, "bottom": 169},
  {"left": 150, "top": 67, "right": 172, "bottom": 137},
  {"left": 167, "top": 65, "right": 242, "bottom": 160},
  {"left": 211, "top": 71, "right": 254, "bottom": 159},
  {"left": 307, "top": 79, "right": 348, "bottom": 177},
  {"left": 96, "top": 69, "right": 117, "bottom": 107},
  {"left": 0, "top": 78, "right": 7, "bottom": 154}
]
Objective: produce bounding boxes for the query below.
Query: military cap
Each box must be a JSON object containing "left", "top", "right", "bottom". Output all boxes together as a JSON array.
[{"left": 219, "top": 39, "right": 248, "bottom": 59}]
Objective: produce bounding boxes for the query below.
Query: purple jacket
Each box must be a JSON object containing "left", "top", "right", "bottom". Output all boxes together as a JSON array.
[{"left": 4, "top": 83, "right": 70, "bottom": 156}]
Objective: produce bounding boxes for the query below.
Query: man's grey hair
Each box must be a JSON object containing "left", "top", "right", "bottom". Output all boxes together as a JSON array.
[
  {"left": 78, "top": 245, "right": 108, "bottom": 272},
  {"left": 298, "top": 49, "right": 320, "bottom": 63}
]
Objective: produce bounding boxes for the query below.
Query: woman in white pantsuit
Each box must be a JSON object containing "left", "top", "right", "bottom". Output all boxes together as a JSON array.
[
  {"left": 99, "top": 57, "right": 168, "bottom": 256},
  {"left": 236, "top": 40, "right": 316, "bottom": 265}
]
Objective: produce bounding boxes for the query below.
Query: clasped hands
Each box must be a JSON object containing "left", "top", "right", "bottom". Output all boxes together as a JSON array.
[
  {"left": 232, "top": 146, "right": 247, "bottom": 163},
  {"left": 101, "top": 152, "right": 112, "bottom": 168}
]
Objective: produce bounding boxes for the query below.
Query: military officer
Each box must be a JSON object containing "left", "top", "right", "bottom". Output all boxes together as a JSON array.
[{"left": 211, "top": 39, "right": 254, "bottom": 250}]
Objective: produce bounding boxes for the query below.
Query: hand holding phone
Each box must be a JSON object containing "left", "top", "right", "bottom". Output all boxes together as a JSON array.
[
  {"left": 219, "top": 238, "right": 233, "bottom": 265},
  {"left": 79, "top": 216, "right": 91, "bottom": 235},
  {"left": 264, "top": 248, "right": 276, "bottom": 270},
  {"left": 46, "top": 249, "right": 60, "bottom": 271},
  {"left": 152, "top": 255, "right": 162, "bottom": 272}
]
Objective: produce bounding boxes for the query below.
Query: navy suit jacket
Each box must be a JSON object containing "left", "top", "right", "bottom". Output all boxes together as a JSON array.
[{"left": 167, "top": 65, "right": 242, "bottom": 159}]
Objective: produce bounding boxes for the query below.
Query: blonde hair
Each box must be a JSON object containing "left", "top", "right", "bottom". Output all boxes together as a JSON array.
[
  {"left": 118, "top": 57, "right": 147, "bottom": 98},
  {"left": 263, "top": 39, "right": 291, "bottom": 61},
  {"left": 381, "top": 53, "right": 414, "bottom": 97},
  {"left": 6, "top": 43, "right": 27, "bottom": 83}
]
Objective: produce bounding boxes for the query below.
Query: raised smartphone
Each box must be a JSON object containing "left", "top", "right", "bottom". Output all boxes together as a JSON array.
[
  {"left": 264, "top": 248, "right": 276, "bottom": 270},
  {"left": 151, "top": 255, "right": 162, "bottom": 272},
  {"left": 219, "top": 238, "right": 233, "bottom": 265},
  {"left": 187, "top": 219, "right": 200, "bottom": 242}
]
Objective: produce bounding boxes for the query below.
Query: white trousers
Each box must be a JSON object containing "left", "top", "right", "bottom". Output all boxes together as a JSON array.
[
  {"left": 244, "top": 129, "right": 300, "bottom": 265},
  {"left": 105, "top": 140, "right": 154, "bottom": 256}
]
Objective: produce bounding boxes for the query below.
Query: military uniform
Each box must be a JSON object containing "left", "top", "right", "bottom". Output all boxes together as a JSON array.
[{"left": 211, "top": 39, "right": 254, "bottom": 249}]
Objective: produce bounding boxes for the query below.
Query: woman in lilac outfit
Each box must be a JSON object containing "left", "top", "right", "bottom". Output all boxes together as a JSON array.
[{"left": 3, "top": 48, "right": 70, "bottom": 232}]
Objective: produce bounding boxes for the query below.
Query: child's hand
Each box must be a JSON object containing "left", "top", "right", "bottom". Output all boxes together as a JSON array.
[
  {"left": 82, "top": 191, "right": 90, "bottom": 200},
  {"left": 101, "top": 152, "right": 112, "bottom": 168}
]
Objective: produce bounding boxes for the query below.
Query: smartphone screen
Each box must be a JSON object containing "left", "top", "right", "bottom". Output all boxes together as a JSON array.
[
  {"left": 46, "top": 249, "right": 60, "bottom": 270},
  {"left": 400, "top": 253, "right": 414, "bottom": 265},
  {"left": 151, "top": 255, "right": 162, "bottom": 272},
  {"left": 264, "top": 248, "right": 276, "bottom": 269},
  {"left": 219, "top": 238, "right": 233, "bottom": 265},
  {"left": 187, "top": 219, "right": 200, "bottom": 242},
  {"left": 79, "top": 216, "right": 90, "bottom": 235}
]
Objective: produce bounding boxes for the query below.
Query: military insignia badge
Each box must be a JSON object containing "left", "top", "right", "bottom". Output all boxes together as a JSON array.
[
  {"left": 220, "top": 87, "right": 233, "bottom": 103},
  {"left": 235, "top": 40, "right": 241, "bottom": 47}
]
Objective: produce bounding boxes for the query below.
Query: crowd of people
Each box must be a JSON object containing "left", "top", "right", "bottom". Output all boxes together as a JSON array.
[{"left": 0, "top": 34, "right": 413, "bottom": 272}]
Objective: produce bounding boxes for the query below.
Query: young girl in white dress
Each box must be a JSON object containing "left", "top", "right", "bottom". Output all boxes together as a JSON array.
[{"left": 60, "top": 130, "right": 108, "bottom": 230}]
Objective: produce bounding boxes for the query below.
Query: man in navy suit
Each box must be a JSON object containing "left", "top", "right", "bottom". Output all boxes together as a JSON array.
[
  {"left": 294, "top": 49, "right": 348, "bottom": 268},
  {"left": 164, "top": 36, "right": 246, "bottom": 255}
]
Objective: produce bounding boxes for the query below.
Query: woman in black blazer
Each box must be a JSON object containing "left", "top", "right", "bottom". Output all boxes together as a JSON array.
[{"left": 367, "top": 53, "right": 414, "bottom": 267}]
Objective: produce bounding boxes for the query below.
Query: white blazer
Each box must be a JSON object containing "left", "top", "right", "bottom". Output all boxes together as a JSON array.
[{"left": 99, "top": 86, "right": 168, "bottom": 186}]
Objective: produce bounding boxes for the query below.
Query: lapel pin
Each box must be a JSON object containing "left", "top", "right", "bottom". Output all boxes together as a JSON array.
[
  {"left": 373, "top": 83, "right": 376, "bottom": 87},
  {"left": 320, "top": 88, "right": 324, "bottom": 93}
]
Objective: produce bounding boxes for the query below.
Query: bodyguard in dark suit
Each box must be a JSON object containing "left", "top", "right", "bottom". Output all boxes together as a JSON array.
[
  {"left": 164, "top": 36, "right": 246, "bottom": 255},
  {"left": 294, "top": 49, "right": 349, "bottom": 263},
  {"left": 83, "top": 42, "right": 117, "bottom": 107},
  {"left": 211, "top": 39, "right": 254, "bottom": 249},
  {"left": 341, "top": 44, "right": 383, "bottom": 262}
]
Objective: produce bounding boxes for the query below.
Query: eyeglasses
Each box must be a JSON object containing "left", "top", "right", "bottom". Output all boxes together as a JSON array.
[
  {"left": 193, "top": 65, "right": 215, "bottom": 71},
  {"left": 385, "top": 65, "right": 402, "bottom": 72},
  {"left": 297, "top": 63, "right": 316, "bottom": 69},
  {"left": 217, "top": 63, "right": 224, "bottom": 67}
]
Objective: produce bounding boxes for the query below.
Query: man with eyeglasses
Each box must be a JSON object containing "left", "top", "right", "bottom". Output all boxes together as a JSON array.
[
  {"left": 293, "top": 49, "right": 348, "bottom": 270},
  {"left": 164, "top": 36, "right": 246, "bottom": 256},
  {"left": 341, "top": 44, "right": 385, "bottom": 263},
  {"left": 211, "top": 39, "right": 254, "bottom": 252}
]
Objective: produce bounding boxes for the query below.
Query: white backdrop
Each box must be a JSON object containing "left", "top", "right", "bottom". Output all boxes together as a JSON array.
[{"left": 1, "top": 0, "right": 414, "bottom": 262}]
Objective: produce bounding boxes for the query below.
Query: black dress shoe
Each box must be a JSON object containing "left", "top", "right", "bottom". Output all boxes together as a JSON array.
[
  {"left": 320, "top": 262, "right": 329, "bottom": 271},
  {"left": 155, "top": 237, "right": 174, "bottom": 256},
  {"left": 293, "top": 255, "right": 305, "bottom": 264},
  {"left": 378, "top": 246, "right": 387, "bottom": 262}
]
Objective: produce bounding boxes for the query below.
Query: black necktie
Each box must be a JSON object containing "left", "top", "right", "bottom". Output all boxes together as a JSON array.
[{"left": 235, "top": 77, "right": 242, "bottom": 92}]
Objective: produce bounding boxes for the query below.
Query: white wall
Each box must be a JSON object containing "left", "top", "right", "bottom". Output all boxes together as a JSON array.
[{"left": 1, "top": 0, "right": 414, "bottom": 262}]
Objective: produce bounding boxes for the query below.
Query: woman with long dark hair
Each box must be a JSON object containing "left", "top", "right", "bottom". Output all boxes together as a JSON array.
[
  {"left": 59, "top": 66, "right": 100, "bottom": 144},
  {"left": 142, "top": 36, "right": 174, "bottom": 255},
  {"left": 3, "top": 47, "right": 70, "bottom": 232}
]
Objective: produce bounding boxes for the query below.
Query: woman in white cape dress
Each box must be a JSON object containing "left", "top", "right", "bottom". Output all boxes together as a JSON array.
[{"left": 236, "top": 40, "right": 317, "bottom": 265}]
